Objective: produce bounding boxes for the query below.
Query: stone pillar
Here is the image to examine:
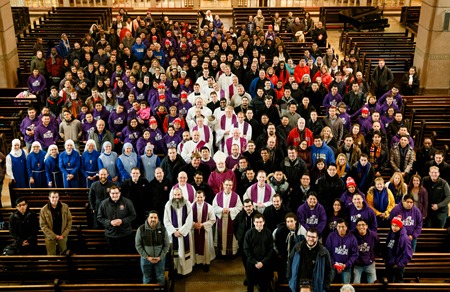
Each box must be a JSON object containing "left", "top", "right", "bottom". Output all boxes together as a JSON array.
[
  {"left": 414, "top": 0, "right": 450, "bottom": 94},
  {"left": 0, "top": 0, "right": 19, "bottom": 88}
]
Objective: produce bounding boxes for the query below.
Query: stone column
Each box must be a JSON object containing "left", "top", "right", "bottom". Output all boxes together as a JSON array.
[
  {"left": 414, "top": 0, "right": 450, "bottom": 94},
  {"left": 0, "top": 0, "right": 19, "bottom": 88}
]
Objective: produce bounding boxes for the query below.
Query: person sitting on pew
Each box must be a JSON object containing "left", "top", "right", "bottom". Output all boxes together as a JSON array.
[
  {"left": 9, "top": 198, "right": 39, "bottom": 255},
  {"left": 39, "top": 191, "right": 73, "bottom": 255}
]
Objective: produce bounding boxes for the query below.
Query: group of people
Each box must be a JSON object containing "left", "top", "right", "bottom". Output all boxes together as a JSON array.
[{"left": 6, "top": 6, "right": 445, "bottom": 292}]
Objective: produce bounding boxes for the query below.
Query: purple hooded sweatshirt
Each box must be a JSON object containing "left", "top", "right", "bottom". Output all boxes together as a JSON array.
[
  {"left": 326, "top": 230, "right": 359, "bottom": 267},
  {"left": 296, "top": 202, "right": 327, "bottom": 235}
]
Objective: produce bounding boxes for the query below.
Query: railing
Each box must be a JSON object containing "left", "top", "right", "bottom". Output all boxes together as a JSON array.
[
  {"left": 10, "top": 0, "right": 196, "bottom": 8},
  {"left": 11, "top": 0, "right": 417, "bottom": 8}
]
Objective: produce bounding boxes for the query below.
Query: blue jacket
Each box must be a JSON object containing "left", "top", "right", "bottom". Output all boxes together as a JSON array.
[
  {"left": 287, "top": 240, "right": 331, "bottom": 292},
  {"left": 310, "top": 143, "right": 335, "bottom": 166}
]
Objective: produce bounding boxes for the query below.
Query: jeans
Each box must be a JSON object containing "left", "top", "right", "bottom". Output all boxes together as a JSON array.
[
  {"left": 353, "top": 262, "right": 377, "bottom": 284},
  {"left": 411, "top": 238, "right": 417, "bottom": 252},
  {"left": 330, "top": 266, "right": 352, "bottom": 284},
  {"left": 140, "top": 256, "right": 166, "bottom": 285},
  {"left": 425, "top": 212, "right": 448, "bottom": 228}
]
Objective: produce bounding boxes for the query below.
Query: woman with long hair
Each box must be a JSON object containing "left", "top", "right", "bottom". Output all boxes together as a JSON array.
[
  {"left": 407, "top": 174, "right": 428, "bottom": 219},
  {"left": 386, "top": 172, "right": 408, "bottom": 204}
]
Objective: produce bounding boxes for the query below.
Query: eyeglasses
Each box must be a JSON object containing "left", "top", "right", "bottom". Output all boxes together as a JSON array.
[{"left": 306, "top": 235, "right": 318, "bottom": 239}]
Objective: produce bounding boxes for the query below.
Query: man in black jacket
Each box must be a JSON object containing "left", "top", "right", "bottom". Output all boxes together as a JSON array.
[
  {"left": 89, "top": 168, "right": 116, "bottom": 229},
  {"left": 97, "top": 185, "right": 136, "bottom": 253},
  {"left": 148, "top": 167, "right": 171, "bottom": 220},
  {"left": 121, "top": 167, "right": 150, "bottom": 228},
  {"left": 9, "top": 198, "right": 39, "bottom": 254},
  {"left": 243, "top": 213, "right": 274, "bottom": 292},
  {"left": 233, "top": 199, "right": 260, "bottom": 286}
]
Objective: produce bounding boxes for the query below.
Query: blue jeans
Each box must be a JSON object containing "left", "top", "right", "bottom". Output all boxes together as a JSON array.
[
  {"left": 353, "top": 262, "right": 377, "bottom": 283},
  {"left": 411, "top": 238, "right": 417, "bottom": 252},
  {"left": 140, "top": 256, "right": 166, "bottom": 285},
  {"left": 330, "top": 266, "right": 352, "bottom": 284}
]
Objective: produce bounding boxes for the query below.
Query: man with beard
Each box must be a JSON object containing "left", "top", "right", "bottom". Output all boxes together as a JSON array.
[
  {"left": 273, "top": 213, "right": 306, "bottom": 284},
  {"left": 208, "top": 151, "right": 237, "bottom": 195},
  {"left": 135, "top": 211, "right": 170, "bottom": 285},
  {"left": 89, "top": 168, "right": 116, "bottom": 229},
  {"left": 164, "top": 187, "right": 194, "bottom": 276},
  {"left": 287, "top": 118, "right": 314, "bottom": 148},
  {"left": 287, "top": 227, "right": 332, "bottom": 291},
  {"left": 213, "top": 179, "right": 243, "bottom": 257},
  {"left": 97, "top": 186, "right": 136, "bottom": 253},
  {"left": 149, "top": 167, "right": 171, "bottom": 220},
  {"left": 121, "top": 168, "right": 150, "bottom": 228},
  {"left": 59, "top": 110, "right": 82, "bottom": 150}
]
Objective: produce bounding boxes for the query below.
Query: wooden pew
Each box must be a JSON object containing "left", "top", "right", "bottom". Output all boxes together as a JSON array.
[
  {"left": 0, "top": 284, "right": 165, "bottom": 291},
  {"left": 11, "top": 188, "right": 90, "bottom": 208},
  {"left": 377, "top": 228, "right": 449, "bottom": 253}
]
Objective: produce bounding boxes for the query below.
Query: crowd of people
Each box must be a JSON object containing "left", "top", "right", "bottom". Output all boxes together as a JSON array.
[{"left": 3, "top": 7, "right": 447, "bottom": 292}]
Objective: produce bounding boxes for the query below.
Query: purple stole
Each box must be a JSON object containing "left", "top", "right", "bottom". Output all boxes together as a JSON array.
[
  {"left": 225, "top": 137, "right": 247, "bottom": 154},
  {"left": 233, "top": 121, "right": 249, "bottom": 136},
  {"left": 250, "top": 184, "right": 272, "bottom": 204},
  {"left": 220, "top": 115, "right": 237, "bottom": 130},
  {"left": 192, "top": 203, "right": 208, "bottom": 255},
  {"left": 216, "top": 191, "right": 238, "bottom": 256},
  {"left": 171, "top": 204, "right": 190, "bottom": 255},
  {"left": 192, "top": 125, "right": 211, "bottom": 143},
  {"left": 174, "top": 183, "right": 195, "bottom": 203}
]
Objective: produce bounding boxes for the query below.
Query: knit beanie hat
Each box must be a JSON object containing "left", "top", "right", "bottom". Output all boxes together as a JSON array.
[
  {"left": 346, "top": 177, "right": 356, "bottom": 188},
  {"left": 391, "top": 215, "right": 403, "bottom": 228}
]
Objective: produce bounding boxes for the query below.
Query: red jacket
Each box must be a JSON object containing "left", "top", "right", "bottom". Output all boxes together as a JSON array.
[
  {"left": 293, "top": 65, "right": 310, "bottom": 83},
  {"left": 287, "top": 127, "right": 314, "bottom": 147}
]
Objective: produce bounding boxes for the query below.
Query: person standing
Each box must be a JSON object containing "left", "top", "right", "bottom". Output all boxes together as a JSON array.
[
  {"left": 59, "top": 139, "right": 81, "bottom": 188},
  {"left": 9, "top": 198, "right": 39, "bottom": 254},
  {"left": 135, "top": 211, "right": 170, "bottom": 285},
  {"left": 371, "top": 59, "right": 394, "bottom": 98},
  {"left": 88, "top": 168, "right": 116, "bottom": 229},
  {"left": 6, "top": 139, "right": 28, "bottom": 191},
  {"left": 26, "top": 141, "right": 47, "bottom": 188},
  {"left": 243, "top": 170, "right": 275, "bottom": 213},
  {"left": 385, "top": 215, "right": 413, "bottom": 283},
  {"left": 39, "top": 191, "right": 73, "bottom": 255},
  {"left": 287, "top": 227, "right": 332, "bottom": 292},
  {"left": 389, "top": 194, "right": 423, "bottom": 252},
  {"left": 97, "top": 185, "right": 136, "bottom": 253},
  {"left": 149, "top": 167, "right": 172, "bottom": 220},
  {"left": 191, "top": 190, "right": 216, "bottom": 272},
  {"left": 423, "top": 166, "right": 450, "bottom": 228},
  {"left": 325, "top": 219, "right": 359, "bottom": 284},
  {"left": 243, "top": 214, "right": 274, "bottom": 292},
  {"left": 213, "top": 179, "right": 243, "bottom": 257},
  {"left": 121, "top": 167, "right": 150, "bottom": 228},
  {"left": 352, "top": 218, "right": 378, "bottom": 284},
  {"left": 163, "top": 187, "right": 194, "bottom": 276}
]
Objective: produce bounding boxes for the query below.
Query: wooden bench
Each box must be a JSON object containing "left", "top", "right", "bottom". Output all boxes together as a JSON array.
[
  {"left": 11, "top": 188, "right": 90, "bottom": 208},
  {"left": 377, "top": 228, "right": 449, "bottom": 253},
  {"left": 0, "top": 284, "right": 166, "bottom": 291},
  {"left": 400, "top": 6, "right": 420, "bottom": 26}
]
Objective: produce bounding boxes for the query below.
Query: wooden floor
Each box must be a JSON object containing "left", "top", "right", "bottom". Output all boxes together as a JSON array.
[{"left": 174, "top": 256, "right": 247, "bottom": 292}]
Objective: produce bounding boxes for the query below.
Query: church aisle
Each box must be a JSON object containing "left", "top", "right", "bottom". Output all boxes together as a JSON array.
[{"left": 174, "top": 255, "right": 247, "bottom": 292}]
